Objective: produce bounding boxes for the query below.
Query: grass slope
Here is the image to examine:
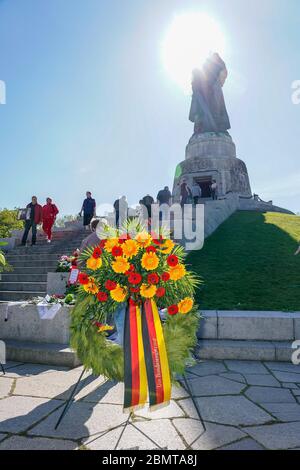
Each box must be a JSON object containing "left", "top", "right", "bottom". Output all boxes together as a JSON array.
[{"left": 188, "top": 211, "right": 300, "bottom": 311}]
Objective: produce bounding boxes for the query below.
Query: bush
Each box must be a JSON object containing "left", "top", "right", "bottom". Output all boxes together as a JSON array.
[{"left": 0, "top": 208, "right": 23, "bottom": 238}]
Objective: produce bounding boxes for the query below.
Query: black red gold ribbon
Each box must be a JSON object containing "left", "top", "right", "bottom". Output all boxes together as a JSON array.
[{"left": 123, "top": 299, "right": 171, "bottom": 411}]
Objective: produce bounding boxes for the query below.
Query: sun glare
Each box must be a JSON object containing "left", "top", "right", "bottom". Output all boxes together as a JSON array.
[{"left": 162, "top": 12, "right": 226, "bottom": 93}]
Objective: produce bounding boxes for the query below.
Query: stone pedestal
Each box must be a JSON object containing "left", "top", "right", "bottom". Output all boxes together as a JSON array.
[{"left": 173, "top": 133, "right": 252, "bottom": 200}]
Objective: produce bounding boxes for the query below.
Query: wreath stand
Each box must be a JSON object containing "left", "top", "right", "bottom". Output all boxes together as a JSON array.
[{"left": 54, "top": 369, "right": 206, "bottom": 431}]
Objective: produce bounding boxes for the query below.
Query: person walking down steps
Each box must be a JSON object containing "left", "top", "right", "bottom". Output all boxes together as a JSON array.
[
  {"left": 21, "top": 196, "right": 43, "bottom": 246},
  {"left": 42, "top": 197, "right": 59, "bottom": 243},
  {"left": 79, "top": 191, "right": 96, "bottom": 230}
]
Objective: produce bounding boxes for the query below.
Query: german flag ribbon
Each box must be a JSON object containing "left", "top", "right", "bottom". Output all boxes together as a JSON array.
[{"left": 123, "top": 299, "right": 171, "bottom": 412}]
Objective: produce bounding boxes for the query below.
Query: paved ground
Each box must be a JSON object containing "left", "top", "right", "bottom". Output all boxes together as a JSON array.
[{"left": 1, "top": 360, "right": 300, "bottom": 450}]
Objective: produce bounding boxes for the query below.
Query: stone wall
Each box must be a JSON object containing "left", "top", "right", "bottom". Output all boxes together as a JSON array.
[{"left": 0, "top": 303, "right": 71, "bottom": 344}]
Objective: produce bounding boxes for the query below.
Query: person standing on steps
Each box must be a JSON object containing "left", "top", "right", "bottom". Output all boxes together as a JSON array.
[
  {"left": 79, "top": 191, "right": 96, "bottom": 230},
  {"left": 21, "top": 196, "right": 43, "bottom": 246},
  {"left": 191, "top": 182, "right": 202, "bottom": 205},
  {"left": 42, "top": 198, "right": 59, "bottom": 243},
  {"left": 141, "top": 194, "right": 155, "bottom": 222},
  {"left": 157, "top": 186, "right": 172, "bottom": 221},
  {"left": 210, "top": 180, "right": 218, "bottom": 200},
  {"left": 114, "top": 195, "right": 128, "bottom": 228},
  {"left": 180, "top": 180, "right": 192, "bottom": 208}
]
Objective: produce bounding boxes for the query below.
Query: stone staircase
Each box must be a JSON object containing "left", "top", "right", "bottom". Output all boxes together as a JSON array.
[{"left": 0, "top": 230, "right": 88, "bottom": 301}]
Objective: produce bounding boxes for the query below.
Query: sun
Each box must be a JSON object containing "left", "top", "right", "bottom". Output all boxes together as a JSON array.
[{"left": 162, "top": 12, "right": 226, "bottom": 93}]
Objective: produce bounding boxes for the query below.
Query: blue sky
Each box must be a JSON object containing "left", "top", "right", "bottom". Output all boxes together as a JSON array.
[{"left": 0, "top": 0, "right": 299, "bottom": 215}]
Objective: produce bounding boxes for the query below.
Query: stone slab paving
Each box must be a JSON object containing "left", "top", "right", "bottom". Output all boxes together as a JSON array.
[
  {"left": 0, "top": 377, "right": 14, "bottom": 398},
  {"left": 1, "top": 360, "right": 300, "bottom": 450}
]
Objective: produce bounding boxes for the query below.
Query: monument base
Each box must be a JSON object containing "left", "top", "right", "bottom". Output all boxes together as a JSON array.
[{"left": 173, "top": 133, "right": 252, "bottom": 201}]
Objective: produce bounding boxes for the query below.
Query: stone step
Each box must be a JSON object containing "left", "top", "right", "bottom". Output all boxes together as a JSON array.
[
  {"left": 0, "top": 291, "right": 46, "bottom": 301},
  {"left": 11, "top": 246, "right": 82, "bottom": 255},
  {"left": 0, "top": 282, "right": 47, "bottom": 292},
  {"left": 0, "top": 273, "right": 48, "bottom": 282},
  {"left": 6, "top": 254, "right": 60, "bottom": 261},
  {"left": 5, "top": 339, "right": 81, "bottom": 368},
  {"left": 8, "top": 266, "right": 55, "bottom": 274},
  {"left": 9, "top": 241, "right": 81, "bottom": 253},
  {"left": 196, "top": 339, "right": 294, "bottom": 362},
  {"left": 7, "top": 260, "right": 58, "bottom": 268}
]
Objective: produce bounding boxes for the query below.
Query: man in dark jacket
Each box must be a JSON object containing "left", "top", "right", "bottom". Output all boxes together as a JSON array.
[
  {"left": 21, "top": 196, "right": 43, "bottom": 246},
  {"left": 113, "top": 196, "right": 128, "bottom": 228},
  {"left": 79, "top": 191, "right": 96, "bottom": 229},
  {"left": 141, "top": 194, "right": 155, "bottom": 220}
]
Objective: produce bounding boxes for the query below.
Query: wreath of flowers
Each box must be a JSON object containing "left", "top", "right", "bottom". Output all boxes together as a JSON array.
[{"left": 70, "top": 220, "right": 200, "bottom": 382}]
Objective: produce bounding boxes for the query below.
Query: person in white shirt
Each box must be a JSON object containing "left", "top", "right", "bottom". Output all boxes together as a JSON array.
[{"left": 191, "top": 182, "right": 202, "bottom": 205}]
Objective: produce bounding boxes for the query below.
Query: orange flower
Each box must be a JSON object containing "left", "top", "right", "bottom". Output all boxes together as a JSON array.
[
  {"left": 104, "top": 238, "right": 119, "bottom": 253},
  {"left": 112, "top": 256, "right": 130, "bottom": 274},
  {"left": 169, "top": 263, "right": 186, "bottom": 281},
  {"left": 141, "top": 252, "right": 159, "bottom": 271},
  {"left": 110, "top": 284, "right": 127, "bottom": 302},
  {"left": 122, "top": 239, "right": 139, "bottom": 259},
  {"left": 178, "top": 297, "right": 194, "bottom": 314},
  {"left": 135, "top": 231, "right": 152, "bottom": 247},
  {"left": 83, "top": 277, "right": 99, "bottom": 294},
  {"left": 159, "top": 238, "right": 174, "bottom": 254},
  {"left": 140, "top": 283, "right": 157, "bottom": 299},
  {"left": 86, "top": 256, "right": 102, "bottom": 271}
]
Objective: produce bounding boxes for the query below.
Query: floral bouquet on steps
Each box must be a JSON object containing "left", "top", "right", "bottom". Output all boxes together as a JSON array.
[{"left": 70, "top": 219, "right": 200, "bottom": 412}]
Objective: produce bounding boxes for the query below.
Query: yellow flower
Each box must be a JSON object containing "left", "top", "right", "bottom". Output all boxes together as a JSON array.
[
  {"left": 141, "top": 252, "right": 159, "bottom": 271},
  {"left": 104, "top": 238, "right": 119, "bottom": 253},
  {"left": 178, "top": 297, "right": 194, "bottom": 314},
  {"left": 97, "top": 324, "right": 114, "bottom": 333},
  {"left": 169, "top": 263, "right": 186, "bottom": 281},
  {"left": 135, "top": 231, "right": 152, "bottom": 247},
  {"left": 83, "top": 277, "right": 99, "bottom": 294},
  {"left": 122, "top": 239, "right": 139, "bottom": 258},
  {"left": 112, "top": 256, "right": 130, "bottom": 274},
  {"left": 159, "top": 238, "right": 174, "bottom": 254},
  {"left": 140, "top": 283, "right": 157, "bottom": 299},
  {"left": 110, "top": 284, "right": 127, "bottom": 302},
  {"left": 86, "top": 256, "right": 102, "bottom": 271}
]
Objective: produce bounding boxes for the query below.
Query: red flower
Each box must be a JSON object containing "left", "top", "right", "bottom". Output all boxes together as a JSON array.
[
  {"left": 129, "top": 264, "right": 135, "bottom": 271},
  {"left": 78, "top": 272, "right": 89, "bottom": 285},
  {"left": 146, "top": 245, "right": 157, "bottom": 253},
  {"left": 99, "top": 239, "right": 107, "bottom": 248},
  {"left": 112, "top": 246, "right": 123, "bottom": 257},
  {"left": 168, "top": 304, "right": 179, "bottom": 315},
  {"left": 130, "top": 287, "right": 140, "bottom": 293},
  {"left": 97, "top": 291, "right": 108, "bottom": 302},
  {"left": 151, "top": 232, "right": 164, "bottom": 245},
  {"left": 105, "top": 280, "right": 117, "bottom": 291},
  {"left": 156, "top": 287, "right": 166, "bottom": 298},
  {"left": 161, "top": 272, "right": 170, "bottom": 282},
  {"left": 167, "top": 255, "right": 178, "bottom": 267},
  {"left": 92, "top": 246, "right": 103, "bottom": 259},
  {"left": 128, "top": 272, "right": 142, "bottom": 285},
  {"left": 147, "top": 272, "right": 160, "bottom": 285}
]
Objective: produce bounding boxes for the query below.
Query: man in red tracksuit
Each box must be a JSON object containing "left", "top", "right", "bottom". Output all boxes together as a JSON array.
[{"left": 42, "top": 198, "right": 59, "bottom": 243}]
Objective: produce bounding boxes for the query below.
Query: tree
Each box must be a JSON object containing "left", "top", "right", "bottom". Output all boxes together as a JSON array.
[{"left": 0, "top": 208, "right": 23, "bottom": 238}]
